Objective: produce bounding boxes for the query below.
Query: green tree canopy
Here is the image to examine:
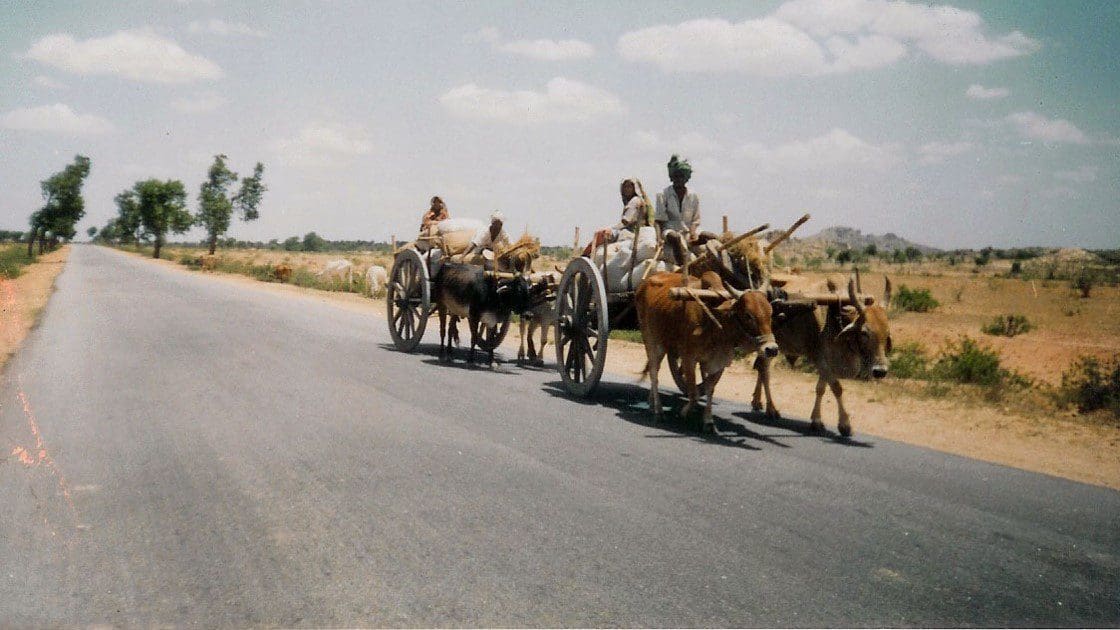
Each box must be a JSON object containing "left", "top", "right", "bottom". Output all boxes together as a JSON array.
[
  {"left": 302, "top": 231, "right": 326, "bottom": 252},
  {"left": 134, "top": 179, "right": 193, "bottom": 259},
  {"left": 196, "top": 155, "right": 266, "bottom": 254},
  {"left": 114, "top": 189, "right": 143, "bottom": 244},
  {"left": 28, "top": 155, "right": 92, "bottom": 253}
]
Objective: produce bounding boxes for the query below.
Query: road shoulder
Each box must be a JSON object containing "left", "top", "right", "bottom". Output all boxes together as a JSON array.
[{"left": 1, "top": 246, "right": 70, "bottom": 374}]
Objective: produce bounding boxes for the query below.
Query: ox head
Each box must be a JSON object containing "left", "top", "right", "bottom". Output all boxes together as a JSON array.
[
  {"left": 717, "top": 285, "right": 779, "bottom": 358},
  {"left": 838, "top": 274, "right": 892, "bottom": 379},
  {"left": 494, "top": 274, "right": 534, "bottom": 314}
]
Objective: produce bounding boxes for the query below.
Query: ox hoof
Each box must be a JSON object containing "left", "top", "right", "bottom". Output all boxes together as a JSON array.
[
  {"left": 531, "top": 357, "right": 545, "bottom": 367},
  {"left": 766, "top": 408, "right": 782, "bottom": 419},
  {"left": 839, "top": 424, "right": 853, "bottom": 438},
  {"left": 809, "top": 419, "right": 825, "bottom": 433},
  {"left": 751, "top": 400, "right": 763, "bottom": 412},
  {"left": 701, "top": 422, "right": 716, "bottom": 435}
]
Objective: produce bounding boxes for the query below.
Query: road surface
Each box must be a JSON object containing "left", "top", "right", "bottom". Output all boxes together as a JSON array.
[{"left": 1, "top": 245, "right": 1117, "bottom": 627}]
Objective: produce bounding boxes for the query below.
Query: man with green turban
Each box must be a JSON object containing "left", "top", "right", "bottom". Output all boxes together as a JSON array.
[{"left": 655, "top": 155, "right": 701, "bottom": 263}]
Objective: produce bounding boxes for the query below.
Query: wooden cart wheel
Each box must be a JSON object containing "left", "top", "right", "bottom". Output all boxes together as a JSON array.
[
  {"left": 475, "top": 316, "right": 511, "bottom": 351},
  {"left": 555, "top": 257, "right": 609, "bottom": 397},
  {"left": 386, "top": 248, "right": 430, "bottom": 352},
  {"left": 666, "top": 350, "right": 724, "bottom": 397}
]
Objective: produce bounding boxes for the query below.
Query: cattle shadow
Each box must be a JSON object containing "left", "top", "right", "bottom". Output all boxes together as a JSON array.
[
  {"left": 732, "top": 410, "right": 875, "bottom": 448},
  {"left": 378, "top": 342, "right": 523, "bottom": 375},
  {"left": 541, "top": 380, "right": 808, "bottom": 452}
]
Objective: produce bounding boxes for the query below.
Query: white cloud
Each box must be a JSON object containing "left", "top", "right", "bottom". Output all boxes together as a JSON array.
[
  {"left": 25, "top": 30, "right": 223, "bottom": 83},
  {"left": 1, "top": 103, "right": 113, "bottom": 135},
  {"left": 739, "top": 128, "right": 900, "bottom": 170},
  {"left": 619, "top": 0, "right": 1038, "bottom": 75},
  {"left": 272, "top": 122, "right": 374, "bottom": 167},
  {"left": 468, "top": 27, "right": 593, "bottom": 61},
  {"left": 966, "top": 83, "right": 1009, "bottom": 99},
  {"left": 1054, "top": 165, "right": 1098, "bottom": 183},
  {"left": 918, "top": 140, "right": 975, "bottom": 164},
  {"left": 1007, "top": 111, "right": 1088, "bottom": 144},
  {"left": 439, "top": 77, "right": 625, "bottom": 124},
  {"left": 33, "top": 75, "right": 66, "bottom": 89},
  {"left": 170, "top": 92, "right": 227, "bottom": 113},
  {"left": 188, "top": 19, "right": 267, "bottom": 38},
  {"left": 632, "top": 130, "right": 722, "bottom": 155}
]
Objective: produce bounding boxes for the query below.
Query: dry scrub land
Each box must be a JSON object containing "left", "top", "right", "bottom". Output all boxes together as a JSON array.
[
  {"left": 0, "top": 246, "right": 70, "bottom": 373},
  {"left": 122, "top": 245, "right": 1120, "bottom": 490}
]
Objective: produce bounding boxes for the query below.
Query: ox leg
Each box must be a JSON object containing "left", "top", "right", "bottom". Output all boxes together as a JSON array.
[
  {"left": 758, "top": 356, "right": 781, "bottom": 418},
  {"left": 535, "top": 321, "right": 548, "bottom": 367},
  {"left": 527, "top": 319, "right": 538, "bottom": 362},
  {"left": 438, "top": 309, "right": 448, "bottom": 361},
  {"left": 680, "top": 357, "right": 699, "bottom": 422},
  {"left": 645, "top": 347, "right": 665, "bottom": 423},
  {"left": 830, "top": 380, "right": 852, "bottom": 437},
  {"left": 701, "top": 367, "right": 725, "bottom": 434},
  {"left": 810, "top": 376, "right": 827, "bottom": 433},
  {"left": 467, "top": 314, "right": 480, "bottom": 364},
  {"left": 751, "top": 355, "right": 766, "bottom": 412},
  {"left": 518, "top": 318, "right": 527, "bottom": 363}
]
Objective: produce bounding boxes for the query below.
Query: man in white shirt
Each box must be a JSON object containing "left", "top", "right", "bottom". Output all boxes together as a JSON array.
[
  {"left": 655, "top": 155, "right": 702, "bottom": 265},
  {"left": 461, "top": 211, "right": 510, "bottom": 268}
]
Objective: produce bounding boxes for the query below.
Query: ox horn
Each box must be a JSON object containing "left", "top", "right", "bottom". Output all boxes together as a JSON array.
[
  {"left": 884, "top": 276, "right": 893, "bottom": 309},
  {"left": 726, "top": 283, "right": 744, "bottom": 299},
  {"left": 848, "top": 275, "right": 866, "bottom": 318},
  {"left": 855, "top": 266, "right": 862, "bottom": 293}
]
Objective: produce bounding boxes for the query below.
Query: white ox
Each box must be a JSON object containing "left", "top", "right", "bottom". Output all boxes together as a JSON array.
[
  {"left": 317, "top": 259, "right": 354, "bottom": 289},
  {"left": 365, "top": 264, "right": 388, "bottom": 295}
]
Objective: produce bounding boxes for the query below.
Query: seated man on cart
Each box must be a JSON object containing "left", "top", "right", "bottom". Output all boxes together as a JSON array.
[
  {"left": 416, "top": 196, "right": 449, "bottom": 252},
  {"left": 453, "top": 211, "right": 510, "bottom": 270},
  {"left": 655, "top": 154, "right": 719, "bottom": 264},
  {"left": 582, "top": 177, "right": 654, "bottom": 257}
]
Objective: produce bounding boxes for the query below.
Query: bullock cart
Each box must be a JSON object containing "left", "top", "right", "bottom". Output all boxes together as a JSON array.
[
  {"left": 385, "top": 231, "right": 513, "bottom": 353},
  {"left": 552, "top": 224, "right": 774, "bottom": 397}
]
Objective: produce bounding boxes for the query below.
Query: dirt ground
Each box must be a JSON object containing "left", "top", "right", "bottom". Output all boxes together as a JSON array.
[
  {"left": 0, "top": 247, "right": 71, "bottom": 373},
  {"left": 114, "top": 247, "right": 1120, "bottom": 491}
]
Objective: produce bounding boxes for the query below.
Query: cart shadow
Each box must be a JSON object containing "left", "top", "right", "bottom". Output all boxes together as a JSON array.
[
  {"left": 541, "top": 380, "right": 803, "bottom": 452},
  {"left": 379, "top": 342, "right": 522, "bottom": 375}
]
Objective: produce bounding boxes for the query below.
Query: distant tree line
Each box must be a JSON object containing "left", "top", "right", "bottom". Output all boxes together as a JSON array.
[{"left": 94, "top": 154, "right": 266, "bottom": 258}]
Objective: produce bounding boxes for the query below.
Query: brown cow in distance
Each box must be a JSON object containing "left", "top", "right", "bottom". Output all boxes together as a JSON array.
[
  {"left": 272, "top": 264, "right": 293, "bottom": 283},
  {"left": 752, "top": 274, "right": 893, "bottom": 437},
  {"left": 636, "top": 271, "right": 779, "bottom": 433}
]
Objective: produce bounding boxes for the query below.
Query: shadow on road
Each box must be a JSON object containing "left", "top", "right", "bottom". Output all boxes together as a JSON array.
[
  {"left": 378, "top": 342, "right": 523, "bottom": 375},
  {"left": 541, "top": 379, "right": 874, "bottom": 451}
]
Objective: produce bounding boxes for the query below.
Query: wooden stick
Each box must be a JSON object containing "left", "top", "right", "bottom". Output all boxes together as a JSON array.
[
  {"left": 687, "top": 223, "right": 769, "bottom": 269},
  {"left": 641, "top": 245, "right": 663, "bottom": 282},
  {"left": 669, "top": 287, "right": 731, "bottom": 301},
  {"left": 764, "top": 213, "right": 811, "bottom": 254},
  {"left": 573, "top": 226, "right": 580, "bottom": 253},
  {"left": 391, "top": 234, "right": 396, "bottom": 255},
  {"left": 722, "top": 215, "right": 729, "bottom": 233}
]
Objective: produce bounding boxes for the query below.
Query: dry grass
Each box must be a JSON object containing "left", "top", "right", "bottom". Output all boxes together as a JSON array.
[{"left": 0, "top": 246, "right": 70, "bottom": 374}]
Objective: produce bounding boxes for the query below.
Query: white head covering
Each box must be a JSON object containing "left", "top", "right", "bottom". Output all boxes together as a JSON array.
[{"left": 490, "top": 211, "right": 505, "bottom": 224}]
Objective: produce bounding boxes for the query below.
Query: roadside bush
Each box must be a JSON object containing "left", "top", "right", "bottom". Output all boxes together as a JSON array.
[
  {"left": 889, "top": 341, "right": 929, "bottom": 379},
  {"left": 1057, "top": 356, "right": 1120, "bottom": 417},
  {"left": 1072, "top": 270, "right": 1094, "bottom": 298},
  {"left": 928, "top": 337, "right": 1030, "bottom": 399},
  {"left": 982, "top": 314, "right": 1033, "bottom": 337},
  {"left": 0, "top": 245, "right": 36, "bottom": 278},
  {"left": 892, "top": 285, "right": 939, "bottom": 312}
]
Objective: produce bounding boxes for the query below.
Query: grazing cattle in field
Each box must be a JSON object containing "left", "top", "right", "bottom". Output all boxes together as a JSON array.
[
  {"left": 517, "top": 272, "right": 560, "bottom": 366},
  {"left": 272, "top": 264, "right": 293, "bottom": 283},
  {"left": 751, "top": 275, "right": 893, "bottom": 437},
  {"left": 636, "top": 271, "right": 778, "bottom": 433},
  {"left": 317, "top": 259, "right": 354, "bottom": 289},
  {"left": 365, "top": 264, "right": 387, "bottom": 295},
  {"left": 433, "top": 263, "right": 535, "bottom": 366},
  {"left": 198, "top": 254, "right": 219, "bottom": 271}
]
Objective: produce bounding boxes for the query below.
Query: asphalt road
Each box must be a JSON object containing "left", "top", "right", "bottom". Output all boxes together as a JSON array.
[{"left": 1, "top": 245, "right": 1117, "bottom": 627}]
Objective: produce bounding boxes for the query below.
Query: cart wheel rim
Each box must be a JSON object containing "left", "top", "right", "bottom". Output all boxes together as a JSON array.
[
  {"left": 387, "top": 249, "right": 430, "bottom": 352},
  {"left": 555, "top": 257, "right": 609, "bottom": 397}
]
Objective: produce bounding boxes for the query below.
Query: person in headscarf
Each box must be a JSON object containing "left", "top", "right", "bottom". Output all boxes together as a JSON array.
[
  {"left": 583, "top": 177, "right": 654, "bottom": 256},
  {"left": 655, "top": 155, "right": 700, "bottom": 240},
  {"left": 420, "top": 196, "right": 450, "bottom": 231}
]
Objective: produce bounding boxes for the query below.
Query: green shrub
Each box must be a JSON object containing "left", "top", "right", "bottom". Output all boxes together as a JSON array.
[
  {"left": 0, "top": 245, "right": 36, "bottom": 278},
  {"left": 889, "top": 341, "right": 929, "bottom": 379},
  {"left": 1057, "top": 356, "right": 1120, "bottom": 416},
  {"left": 1072, "top": 270, "right": 1094, "bottom": 298},
  {"left": 928, "top": 337, "right": 1030, "bottom": 398},
  {"left": 982, "top": 314, "right": 1033, "bottom": 337},
  {"left": 892, "top": 284, "right": 939, "bottom": 312}
]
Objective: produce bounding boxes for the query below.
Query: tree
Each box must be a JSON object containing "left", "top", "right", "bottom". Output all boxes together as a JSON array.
[
  {"left": 282, "top": 236, "right": 301, "bottom": 251},
  {"left": 114, "top": 190, "right": 143, "bottom": 245},
  {"left": 863, "top": 244, "right": 878, "bottom": 257},
  {"left": 302, "top": 231, "right": 326, "bottom": 252},
  {"left": 196, "top": 155, "right": 267, "bottom": 255},
  {"left": 133, "top": 179, "right": 193, "bottom": 259},
  {"left": 32, "top": 155, "right": 92, "bottom": 251}
]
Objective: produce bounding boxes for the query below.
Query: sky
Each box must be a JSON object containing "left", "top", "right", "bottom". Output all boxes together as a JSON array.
[{"left": 1, "top": 0, "right": 1117, "bottom": 248}]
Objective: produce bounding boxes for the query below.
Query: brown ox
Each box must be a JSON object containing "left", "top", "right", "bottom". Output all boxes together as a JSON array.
[
  {"left": 637, "top": 271, "right": 779, "bottom": 432},
  {"left": 751, "top": 275, "right": 892, "bottom": 437},
  {"left": 272, "top": 264, "right": 293, "bottom": 283}
]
